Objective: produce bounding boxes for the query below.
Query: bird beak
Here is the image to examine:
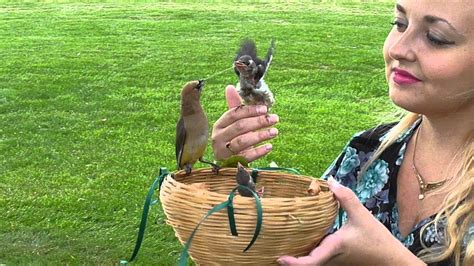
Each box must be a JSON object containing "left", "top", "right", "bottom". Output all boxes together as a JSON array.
[
  {"left": 234, "top": 61, "right": 247, "bottom": 71},
  {"left": 196, "top": 79, "right": 205, "bottom": 91}
]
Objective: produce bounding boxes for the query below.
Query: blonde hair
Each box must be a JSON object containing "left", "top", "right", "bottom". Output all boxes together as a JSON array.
[{"left": 360, "top": 112, "right": 473, "bottom": 265}]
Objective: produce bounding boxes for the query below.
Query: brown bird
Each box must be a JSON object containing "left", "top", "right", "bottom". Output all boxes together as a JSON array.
[
  {"left": 235, "top": 162, "right": 257, "bottom": 197},
  {"left": 176, "top": 80, "right": 219, "bottom": 175},
  {"left": 235, "top": 162, "right": 264, "bottom": 197}
]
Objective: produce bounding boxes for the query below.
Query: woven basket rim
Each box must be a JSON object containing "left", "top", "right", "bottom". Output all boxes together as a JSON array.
[{"left": 164, "top": 167, "right": 333, "bottom": 200}]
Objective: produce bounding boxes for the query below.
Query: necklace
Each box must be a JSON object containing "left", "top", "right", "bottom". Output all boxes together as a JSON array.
[{"left": 412, "top": 123, "right": 447, "bottom": 200}]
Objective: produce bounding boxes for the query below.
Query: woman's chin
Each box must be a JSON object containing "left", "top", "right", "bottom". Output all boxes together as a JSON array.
[{"left": 388, "top": 91, "right": 421, "bottom": 114}]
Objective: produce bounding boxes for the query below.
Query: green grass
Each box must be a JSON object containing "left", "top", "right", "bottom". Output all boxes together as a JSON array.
[{"left": 0, "top": 1, "right": 396, "bottom": 264}]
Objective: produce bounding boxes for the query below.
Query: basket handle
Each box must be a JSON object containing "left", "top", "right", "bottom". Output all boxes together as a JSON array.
[
  {"left": 179, "top": 185, "right": 263, "bottom": 266},
  {"left": 120, "top": 167, "right": 169, "bottom": 265}
]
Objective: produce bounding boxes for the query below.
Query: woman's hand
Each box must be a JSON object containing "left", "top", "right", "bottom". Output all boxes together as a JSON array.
[
  {"left": 277, "top": 178, "right": 426, "bottom": 266},
  {"left": 212, "top": 85, "right": 279, "bottom": 162}
]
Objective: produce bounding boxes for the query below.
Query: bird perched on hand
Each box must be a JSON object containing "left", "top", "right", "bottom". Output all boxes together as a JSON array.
[
  {"left": 176, "top": 80, "right": 219, "bottom": 175},
  {"left": 234, "top": 38, "right": 276, "bottom": 109}
]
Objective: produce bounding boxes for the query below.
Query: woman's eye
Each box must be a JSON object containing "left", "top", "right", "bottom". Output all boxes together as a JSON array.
[
  {"left": 390, "top": 20, "right": 407, "bottom": 32},
  {"left": 426, "top": 33, "right": 455, "bottom": 46}
]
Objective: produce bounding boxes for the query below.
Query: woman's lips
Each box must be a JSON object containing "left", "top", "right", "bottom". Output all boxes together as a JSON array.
[{"left": 392, "top": 68, "right": 422, "bottom": 85}]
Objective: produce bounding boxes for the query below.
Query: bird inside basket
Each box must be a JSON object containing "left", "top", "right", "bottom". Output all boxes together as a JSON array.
[{"left": 235, "top": 162, "right": 264, "bottom": 197}]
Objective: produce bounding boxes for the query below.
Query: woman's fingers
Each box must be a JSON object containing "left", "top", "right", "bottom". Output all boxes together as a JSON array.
[
  {"left": 212, "top": 114, "right": 279, "bottom": 160},
  {"left": 277, "top": 233, "right": 343, "bottom": 266},
  {"left": 212, "top": 84, "right": 279, "bottom": 162},
  {"left": 225, "top": 85, "right": 242, "bottom": 109},
  {"left": 238, "top": 144, "right": 274, "bottom": 162},
  {"left": 223, "top": 128, "right": 278, "bottom": 158},
  {"left": 327, "top": 177, "right": 368, "bottom": 220},
  {"left": 215, "top": 104, "right": 269, "bottom": 129},
  {"left": 220, "top": 113, "right": 279, "bottom": 140}
]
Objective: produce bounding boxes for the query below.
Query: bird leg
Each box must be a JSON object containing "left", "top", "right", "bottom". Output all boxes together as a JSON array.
[
  {"left": 199, "top": 158, "right": 221, "bottom": 174},
  {"left": 185, "top": 164, "right": 193, "bottom": 176},
  {"left": 233, "top": 104, "right": 246, "bottom": 112}
]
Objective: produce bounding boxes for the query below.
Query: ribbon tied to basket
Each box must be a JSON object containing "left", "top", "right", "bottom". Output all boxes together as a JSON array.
[{"left": 122, "top": 167, "right": 301, "bottom": 265}]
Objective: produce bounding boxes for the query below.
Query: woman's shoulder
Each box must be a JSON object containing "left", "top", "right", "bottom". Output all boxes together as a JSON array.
[{"left": 347, "top": 122, "right": 398, "bottom": 150}]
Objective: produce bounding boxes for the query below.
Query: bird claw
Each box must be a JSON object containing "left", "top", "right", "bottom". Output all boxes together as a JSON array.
[
  {"left": 211, "top": 164, "right": 221, "bottom": 175},
  {"left": 185, "top": 165, "right": 192, "bottom": 176},
  {"left": 234, "top": 104, "right": 246, "bottom": 112},
  {"left": 199, "top": 158, "right": 221, "bottom": 175}
]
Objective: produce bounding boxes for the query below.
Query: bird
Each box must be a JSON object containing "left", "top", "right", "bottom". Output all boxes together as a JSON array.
[
  {"left": 235, "top": 162, "right": 257, "bottom": 197},
  {"left": 233, "top": 38, "right": 276, "bottom": 109},
  {"left": 176, "top": 80, "right": 219, "bottom": 175}
]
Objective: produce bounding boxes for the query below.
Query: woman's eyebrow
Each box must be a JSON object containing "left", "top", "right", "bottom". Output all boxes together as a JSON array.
[
  {"left": 424, "top": 15, "right": 462, "bottom": 35},
  {"left": 396, "top": 4, "right": 406, "bottom": 14},
  {"left": 397, "top": 3, "right": 464, "bottom": 37}
]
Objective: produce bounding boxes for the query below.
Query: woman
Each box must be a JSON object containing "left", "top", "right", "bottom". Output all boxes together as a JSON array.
[{"left": 212, "top": 0, "right": 473, "bottom": 265}]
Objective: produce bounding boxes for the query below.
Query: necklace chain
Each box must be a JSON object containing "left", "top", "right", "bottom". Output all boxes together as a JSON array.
[{"left": 412, "top": 123, "right": 447, "bottom": 200}]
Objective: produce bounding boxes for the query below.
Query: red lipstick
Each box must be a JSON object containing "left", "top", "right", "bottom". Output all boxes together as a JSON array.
[{"left": 392, "top": 68, "right": 421, "bottom": 85}]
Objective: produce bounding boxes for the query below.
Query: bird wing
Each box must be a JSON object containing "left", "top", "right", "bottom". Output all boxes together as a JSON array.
[
  {"left": 175, "top": 116, "right": 186, "bottom": 169},
  {"left": 235, "top": 39, "right": 257, "bottom": 62},
  {"left": 255, "top": 39, "right": 275, "bottom": 82}
]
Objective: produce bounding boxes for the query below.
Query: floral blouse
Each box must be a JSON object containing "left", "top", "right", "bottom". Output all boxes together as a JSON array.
[{"left": 321, "top": 120, "right": 470, "bottom": 265}]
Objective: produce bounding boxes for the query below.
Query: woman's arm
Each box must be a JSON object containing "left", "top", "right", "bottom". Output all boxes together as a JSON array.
[
  {"left": 211, "top": 85, "right": 279, "bottom": 162},
  {"left": 278, "top": 178, "right": 426, "bottom": 266}
]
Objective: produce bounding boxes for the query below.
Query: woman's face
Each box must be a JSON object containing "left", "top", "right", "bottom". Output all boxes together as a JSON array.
[{"left": 383, "top": 0, "right": 474, "bottom": 116}]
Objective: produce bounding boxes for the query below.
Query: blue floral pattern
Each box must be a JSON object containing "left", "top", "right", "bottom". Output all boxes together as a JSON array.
[
  {"left": 423, "top": 222, "right": 442, "bottom": 245},
  {"left": 337, "top": 146, "right": 360, "bottom": 176},
  {"left": 322, "top": 119, "right": 462, "bottom": 264},
  {"left": 356, "top": 159, "right": 389, "bottom": 203},
  {"left": 396, "top": 142, "right": 406, "bottom": 166}
]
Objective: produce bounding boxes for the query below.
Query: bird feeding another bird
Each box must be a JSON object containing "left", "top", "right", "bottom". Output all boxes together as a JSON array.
[
  {"left": 234, "top": 39, "right": 276, "bottom": 109},
  {"left": 175, "top": 39, "right": 277, "bottom": 174},
  {"left": 175, "top": 80, "right": 220, "bottom": 175}
]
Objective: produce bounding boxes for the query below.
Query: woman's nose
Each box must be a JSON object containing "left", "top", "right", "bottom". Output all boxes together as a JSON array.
[{"left": 388, "top": 31, "right": 417, "bottom": 62}]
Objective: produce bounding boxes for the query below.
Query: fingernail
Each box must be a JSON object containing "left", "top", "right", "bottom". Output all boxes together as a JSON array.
[
  {"left": 269, "top": 128, "right": 279, "bottom": 137},
  {"left": 265, "top": 144, "right": 273, "bottom": 151},
  {"left": 327, "top": 175, "right": 341, "bottom": 189},
  {"left": 257, "top": 105, "right": 267, "bottom": 114},
  {"left": 276, "top": 259, "right": 288, "bottom": 266},
  {"left": 267, "top": 114, "right": 279, "bottom": 124}
]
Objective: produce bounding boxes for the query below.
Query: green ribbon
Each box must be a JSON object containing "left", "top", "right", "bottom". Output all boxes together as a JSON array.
[
  {"left": 179, "top": 185, "right": 262, "bottom": 266},
  {"left": 121, "top": 167, "right": 169, "bottom": 264}
]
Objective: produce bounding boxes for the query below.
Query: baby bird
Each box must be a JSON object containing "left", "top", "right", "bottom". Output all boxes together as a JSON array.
[
  {"left": 176, "top": 80, "right": 219, "bottom": 175},
  {"left": 235, "top": 162, "right": 257, "bottom": 197},
  {"left": 234, "top": 39, "right": 276, "bottom": 109}
]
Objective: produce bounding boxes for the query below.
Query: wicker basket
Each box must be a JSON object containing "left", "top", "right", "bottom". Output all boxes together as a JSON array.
[{"left": 159, "top": 167, "right": 338, "bottom": 265}]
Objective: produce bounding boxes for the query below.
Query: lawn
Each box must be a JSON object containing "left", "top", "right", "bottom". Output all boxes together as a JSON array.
[{"left": 0, "top": 1, "right": 395, "bottom": 264}]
